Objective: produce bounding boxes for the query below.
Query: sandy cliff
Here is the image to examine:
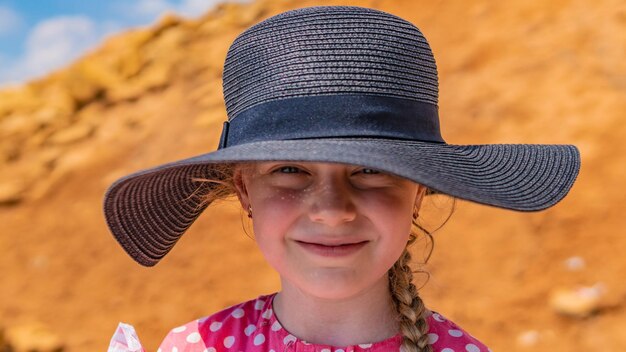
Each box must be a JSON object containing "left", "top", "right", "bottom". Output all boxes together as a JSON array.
[{"left": 0, "top": 0, "right": 624, "bottom": 350}]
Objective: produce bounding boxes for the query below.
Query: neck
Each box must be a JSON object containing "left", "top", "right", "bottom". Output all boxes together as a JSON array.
[{"left": 272, "top": 274, "right": 401, "bottom": 346}]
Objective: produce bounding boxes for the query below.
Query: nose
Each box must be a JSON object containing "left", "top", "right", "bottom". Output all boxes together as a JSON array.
[{"left": 308, "top": 176, "right": 357, "bottom": 226}]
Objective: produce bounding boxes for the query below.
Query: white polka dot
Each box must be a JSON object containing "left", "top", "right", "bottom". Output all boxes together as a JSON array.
[
  {"left": 466, "top": 344, "right": 480, "bottom": 352},
  {"left": 433, "top": 313, "right": 446, "bottom": 322},
  {"left": 321, "top": 349, "right": 331, "bottom": 352},
  {"left": 244, "top": 324, "right": 256, "bottom": 336},
  {"left": 172, "top": 325, "right": 187, "bottom": 333},
  {"left": 231, "top": 308, "right": 245, "bottom": 318},
  {"left": 442, "top": 349, "right": 455, "bottom": 352},
  {"left": 335, "top": 349, "right": 345, "bottom": 352},
  {"left": 223, "top": 336, "right": 235, "bottom": 348},
  {"left": 358, "top": 344, "right": 372, "bottom": 348},
  {"left": 186, "top": 332, "right": 201, "bottom": 343},
  {"left": 449, "top": 329, "right": 464, "bottom": 337},
  {"left": 254, "top": 300, "right": 265, "bottom": 310},
  {"left": 157, "top": 349, "right": 162, "bottom": 352},
  {"left": 205, "top": 348, "right": 216, "bottom": 352},
  {"left": 271, "top": 320, "right": 282, "bottom": 331},
  {"left": 253, "top": 333, "right": 266, "bottom": 345},
  {"left": 283, "top": 334, "right": 297, "bottom": 344},
  {"left": 171, "top": 348, "right": 178, "bottom": 352},
  {"left": 209, "top": 321, "right": 222, "bottom": 332},
  {"left": 262, "top": 308, "right": 273, "bottom": 319},
  {"left": 427, "top": 333, "right": 439, "bottom": 344}
]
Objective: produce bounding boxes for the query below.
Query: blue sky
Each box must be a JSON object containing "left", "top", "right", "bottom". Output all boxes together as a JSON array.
[{"left": 0, "top": 0, "right": 248, "bottom": 87}]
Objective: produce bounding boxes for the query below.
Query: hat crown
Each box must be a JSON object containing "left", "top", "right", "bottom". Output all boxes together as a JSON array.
[{"left": 222, "top": 6, "right": 439, "bottom": 121}]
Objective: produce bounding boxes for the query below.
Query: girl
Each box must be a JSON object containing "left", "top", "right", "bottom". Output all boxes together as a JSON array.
[{"left": 104, "top": 6, "right": 580, "bottom": 352}]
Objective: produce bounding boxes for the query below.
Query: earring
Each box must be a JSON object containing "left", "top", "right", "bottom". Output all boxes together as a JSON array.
[{"left": 247, "top": 205, "right": 253, "bottom": 218}]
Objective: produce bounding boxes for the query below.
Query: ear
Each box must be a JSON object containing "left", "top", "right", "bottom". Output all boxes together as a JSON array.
[
  {"left": 232, "top": 166, "right": 251, "bottom": 210},
  {"left": 414, "top": 184, "right": 428, "bottom": 210}
]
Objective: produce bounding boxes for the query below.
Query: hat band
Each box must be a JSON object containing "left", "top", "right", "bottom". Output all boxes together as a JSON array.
[{"left": 218, "top": 94, "right": 445, "bottom": 149}]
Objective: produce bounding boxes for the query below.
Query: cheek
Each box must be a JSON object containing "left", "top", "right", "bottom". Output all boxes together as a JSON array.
[
  {"left": 362, "top": 191, "right": 414, "bottom": 231},
  {"left": 253, "top": 190, "right": 304, "bottom": 231},
  {"left": 249, "top": 190, "right": 304, "bottom": 265},
  {"left": 363, "top": 193, "right": 414, "bottom": 259}
]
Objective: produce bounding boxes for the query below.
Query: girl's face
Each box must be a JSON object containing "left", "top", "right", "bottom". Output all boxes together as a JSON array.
[{"left": 234, "top": 162, "right": 426, "bottom": 300}]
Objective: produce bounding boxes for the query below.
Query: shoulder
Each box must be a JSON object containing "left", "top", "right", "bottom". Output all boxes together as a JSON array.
[
  {"left": 427, "top": 311, "right": 492, "bottom": 351},
  {"left": 157, "top": 293, "right": 275, "bottom": 352}
]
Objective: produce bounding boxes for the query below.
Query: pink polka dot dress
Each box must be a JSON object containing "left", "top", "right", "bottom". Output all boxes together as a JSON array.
[{"left": 156, "top": 293, "right": 490, "bottom": 352}]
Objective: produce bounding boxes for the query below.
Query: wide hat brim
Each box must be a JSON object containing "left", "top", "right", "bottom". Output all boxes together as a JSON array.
[{"left": 103, "top": 138, "right": 580, "bottom": 266}]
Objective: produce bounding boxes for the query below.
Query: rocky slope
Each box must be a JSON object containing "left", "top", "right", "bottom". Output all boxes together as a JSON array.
[{"left": 0, "top": 0, "right": 624, "bottom": 350}]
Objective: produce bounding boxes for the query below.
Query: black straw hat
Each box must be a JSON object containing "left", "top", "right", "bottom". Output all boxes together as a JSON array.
[{"left": 103, "top": 6, "right": 581, "bottom": 267}]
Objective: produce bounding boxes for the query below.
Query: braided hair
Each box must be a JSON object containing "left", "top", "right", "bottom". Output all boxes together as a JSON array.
[{"left": 388, "top": 194, "right": 456, "bottom": 352}]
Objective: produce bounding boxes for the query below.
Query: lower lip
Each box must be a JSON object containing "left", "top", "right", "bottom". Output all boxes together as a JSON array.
[{"left": 295, "top": 241, "right": 368, "bottom": 257}]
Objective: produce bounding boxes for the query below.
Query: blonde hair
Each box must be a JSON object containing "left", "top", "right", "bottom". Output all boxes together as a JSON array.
[
  {"left": 192, "top": 164, "right": 457, "bottom": 351},
  {"left": 388, "top": 194, "right": 456, "bottom": 352}
]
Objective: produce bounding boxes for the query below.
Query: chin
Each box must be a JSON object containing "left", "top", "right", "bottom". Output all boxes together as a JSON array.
[{"left": 296, "top": 269, "right": 380, "bottom": 300}]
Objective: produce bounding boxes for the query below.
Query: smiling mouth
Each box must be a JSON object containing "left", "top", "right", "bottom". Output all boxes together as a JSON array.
[{"left": 295, "top": 240, "right": 369, "bottom": 257}]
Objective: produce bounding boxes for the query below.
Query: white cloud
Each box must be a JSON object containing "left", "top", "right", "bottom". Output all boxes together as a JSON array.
[
  {"left": 124, "top": 0, "right": 252, "bottom": 21},
  {"left": 0, "top": 5, "right": 22, "bottom": 35},
  {"left": 0, "top": 0, "right": 254, "bottom": 86},
  {"left": 25, "top": 16, "right": 98, "bottom": 65},
  {"left": 0, "top": 15, "right": 120, "bottom": 86},
  {"left": 130, "top": 0, "right": 175, "bottom": 18},
  {"left": 177, "top": 0, "right": 226, "bottom": 18}
]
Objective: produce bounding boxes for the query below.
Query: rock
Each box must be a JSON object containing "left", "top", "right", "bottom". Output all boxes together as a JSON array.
[
  {"left": 29, "top": 147, "right": 96, "bottom": 201},
  {"left": 33, "top": 108, "right": 64, "bottom": 130},
  {"left": 1, "top": 113, "right": 37, "bottom": 139},
  {"left": 107, "top": 62, "right": 172, "bottom": 102},
  {"left": 189, "top": 80, "right": 223, "bottom": 108},
  {"left": 0, "top": 181, "right": 25, "bottom": 206},
  {"left": 115, "top": 46, "right": 146, "bottom": 81},
  {"left": 563, "top": 256, "right": 586, "bottom": 271},
  {"left": 146, "top": 26, "right": 187, "bottom": 61},
  {"left": 0, "top": 85, "right": 41, "bottom": 117},
  {"left": 36, "top": 83, "right": 77, "bottom": 118},
  {"left": 62, "top": 66, "right": 107, "bottom": 107},
  {"left": 3, "top": 322, "right": 64, "bottom": 352},
  {"left": 549, "top": 283, "right": 607, "bottom": 318},
  {"left": 154, "top": 12, "right": 183, "bottom": 35},
  {"left": 37, "top": 147, "right": 62, "bottom": 170},
  {"left": 113, "top": 28, "right": 156, "bottom": 50},
  {"left": 26, "top": 130, "right": 54, "bottom": 149},
  {"left": 216, "top": 1, "right": 267, "bottom": 28},
  {"left": 48, "top": 124, "right": 95, "bottom": 145},
  {"left": 516, "top": 330, "right": 540, "bottom": 346},
  {"left": 194, "top": 110, "right": 226, "bottom": 128},
  {"left": 73, "top": 60, "right": 120, "bottom": 94},
  {"left": 0, "top": 142, "right": 20, "bottom": 163}
]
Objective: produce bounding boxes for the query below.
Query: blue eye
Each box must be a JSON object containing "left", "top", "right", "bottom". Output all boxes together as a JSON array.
[
  {"left": 361, "top": 168, "right": 381, "bottom": 174},
  {"left": 277, "top": 166, "right": 301, "bottom": 174}
]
